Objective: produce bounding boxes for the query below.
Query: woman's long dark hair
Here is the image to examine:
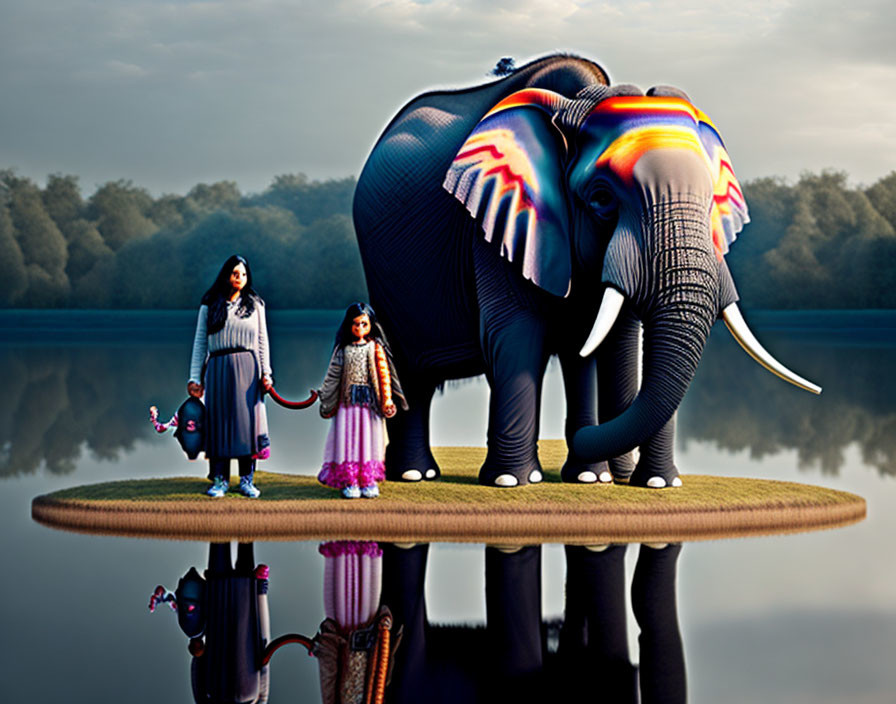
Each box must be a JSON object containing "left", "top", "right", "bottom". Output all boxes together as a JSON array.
[
  {"left": 333, "top": 302, "right": 392, "bottom": 354},
  {"left": 201, "top": 255, "right": 262, "bottom": 334}
]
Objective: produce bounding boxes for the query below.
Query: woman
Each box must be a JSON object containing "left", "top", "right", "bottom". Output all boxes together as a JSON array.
[
  {"left": 189, "top": 255, "right": 272, "bottom": 498},
  {"left": 318, "top": 303, "right": 407, "bottom": 498}
]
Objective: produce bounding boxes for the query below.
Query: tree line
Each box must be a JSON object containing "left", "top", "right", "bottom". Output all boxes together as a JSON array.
[
  {"left": 2, "top": 168, "right": 895, "bottom": 309},
  {"left": 0, "top": 171, "right": 365, "bottom": 309}
]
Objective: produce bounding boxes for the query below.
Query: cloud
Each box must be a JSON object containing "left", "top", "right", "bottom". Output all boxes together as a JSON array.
[
  {"left": 1, "top": 0, "right": 893, "bottom": 194},
  {"left": 773, "top": 0, "right": 896, "bottom": 66},
  {"left": 73, "top": 60, "right": 150, "bottom": 82}
]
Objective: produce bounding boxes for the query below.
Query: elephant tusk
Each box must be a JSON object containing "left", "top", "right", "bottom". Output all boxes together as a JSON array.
[
  {"left": 580, "top": 288, "right": 626, "bottom": 357},
  {"left": 721, "top": 304, "right": 822, "bottom": 394}
]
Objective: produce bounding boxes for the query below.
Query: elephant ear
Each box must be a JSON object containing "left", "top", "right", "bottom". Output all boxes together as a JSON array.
[
  {"left": 695, "top": 108, "right": 750, "bottom": 257},
  {"left": 443, "top": 88, "right": 572, "bottom": 297}
]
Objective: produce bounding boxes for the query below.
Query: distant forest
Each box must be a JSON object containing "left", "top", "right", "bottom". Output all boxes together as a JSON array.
[{"left": 2, "top": 168, "right": 895, "bottom": 309}]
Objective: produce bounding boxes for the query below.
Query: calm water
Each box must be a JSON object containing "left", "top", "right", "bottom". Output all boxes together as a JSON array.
[{"left": 2, "top": 310, "right": 895, "bottom": 702}]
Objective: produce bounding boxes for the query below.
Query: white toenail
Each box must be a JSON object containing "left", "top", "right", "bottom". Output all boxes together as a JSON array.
[
  {"left": 401, "top": 469, "right": 422, "bottom": 481},
  {"left": 577, "top": 471, "right": 597, "bottom": 483},
  {"left": 529, "top": 470, "right": 543, "bottom": 483},
  {"left": 494, "top": 474, "right": 518, "bottom": 487},
  {"left": 425, "top": 469, "right": 437, "bottom": 479},
  {"left": 646, "top": 476, "right": 667, "bottom": 488},
  {"left": 671, "top": 476, "right": 682, "bottom": 487},
  {"left": 598, "top": 470, "right": 613, "bottom": 483}
]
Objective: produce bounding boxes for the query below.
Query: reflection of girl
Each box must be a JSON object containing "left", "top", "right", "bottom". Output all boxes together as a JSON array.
[
  {"left": 320, "top": 541, "right": 383, "bottom": 628},
  {"left": 318, "top": 303, "right": 407, "bottom": 499},
  {"left": 189, "top": 255, "right": 272, "bottom": 498}
]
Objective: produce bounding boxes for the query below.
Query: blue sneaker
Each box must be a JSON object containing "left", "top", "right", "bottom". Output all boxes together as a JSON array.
[
  {"left": 238, "top": 473, "right": 261, "bottom": 498},
  {"left": 360, "top": 485, "right": 380, "bottom": 498},
  {"left": 341, "top": 485, "right": 361, "bottom": 499},
  {"left": 207, "top": 477, "right": 228, "bottom": 498}
]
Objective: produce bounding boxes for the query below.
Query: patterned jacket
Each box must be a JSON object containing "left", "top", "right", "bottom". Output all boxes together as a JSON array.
[{"left": 319, "top": 340, "right": 408, "bottom": 418}]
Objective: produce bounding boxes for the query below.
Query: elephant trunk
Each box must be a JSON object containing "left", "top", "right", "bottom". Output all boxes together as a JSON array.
[{"left": 573, "top": 196, "right": 718, "bottom": 462}]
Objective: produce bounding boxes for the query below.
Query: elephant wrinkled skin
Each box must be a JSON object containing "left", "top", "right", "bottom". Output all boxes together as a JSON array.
[{"left": 353, "top": 54, "right": 819, "bottom": 488}]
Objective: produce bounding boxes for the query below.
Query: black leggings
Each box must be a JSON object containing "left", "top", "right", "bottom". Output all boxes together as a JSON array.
[{"left": 208, "top": 456, "right": 256, "bottom": 480}]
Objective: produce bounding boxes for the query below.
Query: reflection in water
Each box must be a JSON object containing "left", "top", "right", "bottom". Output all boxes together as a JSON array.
[
  {"left": 0, "top": 312, "right": 333, "bottom": 478},
  {"left": 4, "top": 311, "right": 895, "bottom": 477},
  {"left": 149, "top": 543, "right": 271, "bottom": 703},
  {"left": 204, "top": 541, "right": 398, "bottom": 704},
  {"left": 682, "top": 322, "right": 896, "bottom": 476},
  {"left": 380, "top": 542, "right": 685, "bottom": 704},
  {"left": 0, "top": 346, "right": 150, "bottom": 476},
  {"left": 145, "top": 540, "right": 686, "bottom": 702},
  {"left": 561, "top": 544, "right": 686, "bottom": 704},
  {"left": 310, "top": 541, "right": 395, "bottom": 704}
]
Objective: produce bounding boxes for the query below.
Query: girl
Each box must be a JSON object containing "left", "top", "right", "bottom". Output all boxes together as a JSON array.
[{"left": 318, "top": 303, "right": 407, "bottom": 498}]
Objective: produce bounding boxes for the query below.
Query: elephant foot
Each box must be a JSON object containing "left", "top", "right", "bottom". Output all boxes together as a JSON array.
[
  {"left": 385, "top": 444, "right": 441, "bottom": 483},
  {"left": 561, "top": 458, "right": 612, "bottom": 484},
  {"left": 608, "top": 453, "right": 636, "bottom": 484},
  {"left": 629, "top": 460, "right": 681, "bottom": 489},
  {"left": 642, "top": 476, "right": 682, "bottom": 488},
  {"left": 478, "top": 455, "right": 543, "bottom": 488}
]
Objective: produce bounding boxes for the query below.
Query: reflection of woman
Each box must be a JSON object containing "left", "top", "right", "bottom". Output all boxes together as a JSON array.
[
  {"left": 149, "top": 543, "right": 271, "bottom": 704},
  {"left": 189, "top": 255, "right": 272, "bottom": 498},
  {"left": 317, "top": 303, "right": 407, "bottom": 499}
]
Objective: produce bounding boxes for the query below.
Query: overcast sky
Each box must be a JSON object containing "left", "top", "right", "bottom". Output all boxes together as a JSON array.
[{"left": 2, "top": 0, "right": 894, "bottom": 195}]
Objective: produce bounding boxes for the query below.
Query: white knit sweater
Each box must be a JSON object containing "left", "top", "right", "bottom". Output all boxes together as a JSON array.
[{"left": 189, "top": 299, "right": 272, "bottom": 384}]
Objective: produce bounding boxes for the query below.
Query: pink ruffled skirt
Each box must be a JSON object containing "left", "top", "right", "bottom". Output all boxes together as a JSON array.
[
  {"left": 320, "top": 541, "right": 382, "bottom": 629},
  {"left": 317, "top": 404, "right": 386, "bottom": 489}
]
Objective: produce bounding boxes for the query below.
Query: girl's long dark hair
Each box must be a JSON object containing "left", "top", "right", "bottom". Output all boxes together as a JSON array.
[
  {"left": 334, "top": 302, "right": 392, "bottom": 354},
  {"left": 201, "top": 255, "right": 263, "bottom": 335}
]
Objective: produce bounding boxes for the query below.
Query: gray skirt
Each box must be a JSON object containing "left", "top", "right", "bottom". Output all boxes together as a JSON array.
[{"left": 204, "top": 350, "right": 269, "bottom": 459}]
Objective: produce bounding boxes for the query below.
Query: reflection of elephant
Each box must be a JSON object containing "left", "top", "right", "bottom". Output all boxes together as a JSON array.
[{"left": 354, "top": 54, "right": 819, "bottom": 488}]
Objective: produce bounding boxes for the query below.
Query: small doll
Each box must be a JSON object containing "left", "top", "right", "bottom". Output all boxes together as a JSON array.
[
  {"left": 149, "top": 398, "right": 206, "bottom": 460},
  {"left": 317, "top": 303, "right": 407, "bottom": 498}
]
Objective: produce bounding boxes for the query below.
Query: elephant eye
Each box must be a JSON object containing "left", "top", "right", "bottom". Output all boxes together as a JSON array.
[{"left": 588, "top": 187, "right": 617, "bottom": 218}]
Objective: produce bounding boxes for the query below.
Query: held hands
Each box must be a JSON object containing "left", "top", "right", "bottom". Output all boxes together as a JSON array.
[
  {"left": 187, "top": 382, "right": 204, "bottom": 398},
  {"left": 262, "top": 376, "right": 273, "bottom": 392},
  {"left": 383, "top": 401, "right": 397, "bottom": 418},
  {"left": 319, "top": 390, "right": 337, "bottom": 418}
]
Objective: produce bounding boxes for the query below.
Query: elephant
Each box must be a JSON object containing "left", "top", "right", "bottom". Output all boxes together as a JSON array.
[{"left": 353, "top": 54, "right": 820, "bottom": 488}]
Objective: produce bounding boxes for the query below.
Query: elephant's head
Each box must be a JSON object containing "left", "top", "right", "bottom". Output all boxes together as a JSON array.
[{"left": 443, "top": 83, "right": 820, "bottom": 462}]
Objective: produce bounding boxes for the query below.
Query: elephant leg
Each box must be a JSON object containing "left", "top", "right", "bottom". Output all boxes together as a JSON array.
[
  {"left": 385, "top": 377, "right": 440, "bottom": 482},
  {"left": 631, "top": 543, "right": 686, "bottom": 704},
  {"left": 596, "top": 305, "right": 640, "bottom": 482},
  {"left": 558, "top": 350, "right": 611, "bottom": 483},
  {"left": 478, "top": 315, "right": 548, "bottom": 486},
  {"left": 474, "top": 238, "right": 547, "bottom": 487},
  {"left": 629, "top": 415, "right": 680, "bottom": 488},
  {"left": 559, "top": 545, "right": 638, "bottom": 702},
  {"left": 380, "top": 543, "right": 430, "bottom": 702},
  {"left": 485, "top": 545, "right": 544, "bottom": 689}
]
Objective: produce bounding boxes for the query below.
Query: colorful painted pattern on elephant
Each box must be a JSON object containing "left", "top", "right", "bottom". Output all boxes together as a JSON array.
[
  {"left": 448, "top": 127, "right": 539, "bottom": 239},
  {"left": 579, "top": 97, "right": 749, "bottom": 258},
  {"left": 444, "top": 88, "right": 571, "bottom": 297},
  {"left": 698, "top": 117, "right": 749, "bottom": 255},
  {"left": 481, "top": 87, "right": 567, "bottom": 118}
]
